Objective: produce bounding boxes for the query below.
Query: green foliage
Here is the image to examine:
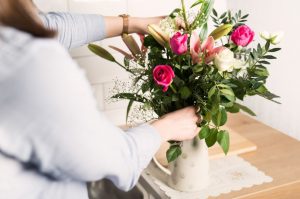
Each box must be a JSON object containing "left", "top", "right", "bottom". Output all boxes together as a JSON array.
[
  {"left": 205, "top": 128, "right": 218, "bottom": 147},
  {"left": 234, "top": 103, "right": 256, "bottom": 116},
  {"left": 126, "top": 100, "right": 134, "bottom": 124},
  {"left": 199, "top": 125, "right": 210, "bottom": 139},
  {"left": 167, "top": 145, "right": 182, "bottom": 162},
  {"left": 179, "top": 86, "right": 192, "bottom": 99},
  {"left": 189, "top": 0, "right": 215, "bottom": 30},
  {"left": 217, "top": 130, "right": 230, "bottom": 154},
  {"left": 212, "top": 107, "right": 227, "bottom": 127},
  {"left": 88, "top": 44, "right": 115, "bottom": 62},
  {"left": 211, "top": 9, "right": 249, "bottom": 28}
]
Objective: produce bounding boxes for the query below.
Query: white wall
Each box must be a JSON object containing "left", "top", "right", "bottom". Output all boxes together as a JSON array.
[
  {"left": 227, "top": 0, "right": 300, "bottom": 140},
  {"left": 34, "top": 0, "right": 227, "bottom": 125}
]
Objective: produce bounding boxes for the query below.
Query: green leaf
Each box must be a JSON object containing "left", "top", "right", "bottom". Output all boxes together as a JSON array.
[
  {"left": 263, "top": 55, "right": 277, "bottom": 59},
  {"left": 257, "top": 44, "right": 262, "bottom": 55},
  {"left": 212, "top": 107, "right": 227, "bottom": 127},
  {"left": 88, "top": 44, "right": 116, "bottom": 62},
  {"left": 126, "top": 100, "right": 134, "bottom": 124},
  {"left": 112, "top": 93, "right": 145, "bottom": 103},
  {"left": 220, "top": 87, "right": 236, "bottom": 103},
  {"left": 193, "top": 64, "right": 204, "bottom": 73},
  {"left": 217, "top": 130, "right": 230, "bottom": 154},
  {"left": 199, "top": 125, "right": 210, "bottom": 139},
  {"left": 241, "top": 14, "right": 249, "bottom": 19},
  {"left": 167, "top": 145, "right": 182, "bottom": 162},
  {"left": 205, "top": 128, "right": 218, "bottom": 147},
  {"left": 217, "top": 84, "right": 230, "bottom": 88},
  {"left": 269, "top": 48, "right": 281, "bottom": 52},
  {"left": 256, "top": 85, "right": 268, "bottom": 94},
  {"left": 234, "top": 103, "right": 256, "bottom": 116},
  {"left": 208, "top": 86, "right": 217, "bottom": 99},
  {"left": 169, "top": 8, "right": 182, "bottom": 18},
  {"left": 182, "top": 65, "right": 191, "bottom": 70},
  {"left": 258, "top": 60, "right": 271, "bottom": 65},
  {"left": 265, "top": 41, "right": 270, "bottom": 51},
  {"left": 220, "top": 88, "right": 235, "bottom": 96},
  {"left": 199, "top": 23, "right": 208, "bottom": 41},
  {"left": 179, "top": 86, "right": 192, "bottom": 99},
  {"left": 172, "top": 94, "right": 179, "bottom": 102},
  {"left": 220, "top": 12, "right": 227, "bottom": 19},
  {"left": 212, "top": 8, "right": 218, "bottom": 17},
  {"left": 191, "top": 0, "right": 205, "bottom": 8},
  {"left": 124, "top": 58, "right": 130, "bottom": 67},
  {"left": 254, "top": 68, "right": 269, "bottom": 77},
  {"left": 226, "top": 104, "right": 240, "bottom": 113}
]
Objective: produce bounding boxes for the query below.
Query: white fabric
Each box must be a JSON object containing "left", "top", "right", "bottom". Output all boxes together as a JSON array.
[{"left": 147, "top": 155, "right": 273, "bottom": 199}]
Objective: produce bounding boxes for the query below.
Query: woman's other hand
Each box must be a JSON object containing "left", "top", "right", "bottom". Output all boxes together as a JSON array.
[{"left": 150, "top": 107, "right": 201, "bottom": 142}]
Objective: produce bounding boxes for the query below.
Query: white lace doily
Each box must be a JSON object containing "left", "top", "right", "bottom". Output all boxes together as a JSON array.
[{"left": 146, "top": 155, "right": 273, "bottom": 199}]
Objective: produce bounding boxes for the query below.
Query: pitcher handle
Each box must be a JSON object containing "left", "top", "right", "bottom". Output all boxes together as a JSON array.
[{"left": 153, "top": 157, "right": 171, "bottom": 176}]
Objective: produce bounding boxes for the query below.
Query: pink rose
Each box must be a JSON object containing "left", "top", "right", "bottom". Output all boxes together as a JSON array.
[
  {"left": 170, "top": 32, "right": 188, "bottom": 55},
  {"left": 153, "top": 65, "right": 175, "bottom": 92},
  {"left": 231, "top": 25, "right": 255, "bottom": 47}
]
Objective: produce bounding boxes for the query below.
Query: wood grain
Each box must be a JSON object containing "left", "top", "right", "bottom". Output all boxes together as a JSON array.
[
  {"left": 210, "top": 113, "right": 300, "bottom": 199},
  {"left": 235, "top": 181, "right": 300, "bottom": 199},
  {"left": 210, "top": 127, "right": 257, "bottom": 159}
]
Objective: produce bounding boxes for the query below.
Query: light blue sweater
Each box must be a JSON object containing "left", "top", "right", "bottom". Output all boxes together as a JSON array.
[{"left": 0, "top": 13, "right": 161, "bottom": 199}]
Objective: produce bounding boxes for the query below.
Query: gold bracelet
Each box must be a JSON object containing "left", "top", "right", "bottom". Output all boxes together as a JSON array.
[{"left": 119, "top": 14, "right": 130, "bottom": 35}]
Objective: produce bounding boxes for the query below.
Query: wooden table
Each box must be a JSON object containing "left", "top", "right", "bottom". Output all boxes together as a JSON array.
[{"left": 213, "top": 113, "right": 300, "bottom": 199}]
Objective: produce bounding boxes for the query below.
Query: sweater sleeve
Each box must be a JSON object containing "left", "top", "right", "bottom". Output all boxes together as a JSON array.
[
  {"left": 39, "top": 12, "right": 106, "bottom": 49},
  {"left": 0, "top": 39, "right": 161, "bottom": 193}
]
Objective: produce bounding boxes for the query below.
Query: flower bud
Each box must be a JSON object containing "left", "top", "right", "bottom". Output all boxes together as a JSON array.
[
  {"left": 209, "top": 24, "right": 233, "bottom": 40},
  {"left": 147, "top": 24, "right": 170, "bottom": 47}
]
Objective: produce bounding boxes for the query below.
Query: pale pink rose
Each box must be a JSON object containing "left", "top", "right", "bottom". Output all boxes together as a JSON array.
[
  {"left": 190, "top": 32, "right": 225, "bottom": 64},
  {"left": 231, "top": 25, "right": 255, "bottom": 47},
  {"left": 153, "top": 65, "right": 175, "bottom": 92},
  {"left": 170, "top": 32, "right": 188, "bottom": 55}
]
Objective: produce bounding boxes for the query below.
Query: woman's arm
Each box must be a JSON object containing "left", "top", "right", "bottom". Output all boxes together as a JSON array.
[
  {"left": 40, "top": 12, "right": 163, "bottom": 49},
  {"left": 1, "top": 39, "right": 198, "bottom": 192}
]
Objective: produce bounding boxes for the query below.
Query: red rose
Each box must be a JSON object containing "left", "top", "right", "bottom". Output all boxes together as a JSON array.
[
  {"left": 170, "top": 32, "right": 188, "bottom": 55},
  {"left": 231, "top": 25, "right": 255, "bottom": 47},
  {"left": 153, "top": 65, "right": 175, "bottom": 92}
]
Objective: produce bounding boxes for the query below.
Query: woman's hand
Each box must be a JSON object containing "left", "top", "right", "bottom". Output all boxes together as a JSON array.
[
  {"left": 129, "top": 16, "right": 165, "bottom": 34},
  {"left": 104, "top": 15, "right": 185, "bottom": 38},
  {"left": 129, "top": 16, "right": 186, "bottom": 34},
  {"left": 150, "top": 107, "right": 201, "bottom": 142}
]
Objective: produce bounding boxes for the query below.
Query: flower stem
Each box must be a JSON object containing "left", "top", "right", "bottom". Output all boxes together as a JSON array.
[
  {"left": 170, "top": 84, "right": 178, "bottom": 93},
  {"left": 181, "top": 0, "right": 190, "bottom": 31}
]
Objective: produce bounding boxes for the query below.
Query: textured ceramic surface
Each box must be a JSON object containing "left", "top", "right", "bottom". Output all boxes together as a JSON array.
[{"left": 167, "top": 138, "right": 209, "bottom": 192}]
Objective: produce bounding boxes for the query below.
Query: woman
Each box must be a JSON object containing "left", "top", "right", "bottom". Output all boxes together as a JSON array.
[{"left": 0, "top": 0, "right": 200, "bottom": 198}]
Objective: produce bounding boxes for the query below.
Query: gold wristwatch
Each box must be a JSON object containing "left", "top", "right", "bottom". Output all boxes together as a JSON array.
[{"left": 118, "top": 14, "right": 130, "bottom": 35}]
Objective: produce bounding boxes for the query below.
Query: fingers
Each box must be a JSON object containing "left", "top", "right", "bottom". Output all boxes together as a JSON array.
[{"left": 175, "top": 17, "right": 186, "bottom": 30}]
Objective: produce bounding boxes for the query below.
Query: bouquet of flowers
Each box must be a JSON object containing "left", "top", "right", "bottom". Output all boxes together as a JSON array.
[{"left": 89, "top": 0, "right": 282, "bottom": 162}]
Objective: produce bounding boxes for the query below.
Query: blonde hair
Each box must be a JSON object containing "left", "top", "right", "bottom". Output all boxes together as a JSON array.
[{"left": 0, "top": 0, "right": 55, "bottom": 37}]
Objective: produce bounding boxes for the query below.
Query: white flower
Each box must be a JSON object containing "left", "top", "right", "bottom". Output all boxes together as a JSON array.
[
  {"left": 214, "top": 48, "right": 235, "bottom": 72},
  {"left": 270, "top": 32, "right": 284, "bottom": 45},
  {"left": 159, "top": 17, "right": 177, "bottom": 37},
  {"left": 260, "top": 31, "right": 284, "bottom": 45},
  {"left": 260, "top": 31, "right": 271, "bottom": 40},
  {"left": 233, "top": 59, "right": 248, "bottom": 70}
]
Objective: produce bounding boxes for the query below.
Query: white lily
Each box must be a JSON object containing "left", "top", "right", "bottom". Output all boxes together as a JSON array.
[
  {"left": 270, "top": 32, "right": 284, "bottom": 45},
  {"left": 259, "top": 31, "right": 284, "bottom": 45}
]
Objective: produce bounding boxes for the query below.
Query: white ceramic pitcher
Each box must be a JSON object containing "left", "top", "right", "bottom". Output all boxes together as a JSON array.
[{"left": 154, "top": 138, "right": 210, "bottom": 192}]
